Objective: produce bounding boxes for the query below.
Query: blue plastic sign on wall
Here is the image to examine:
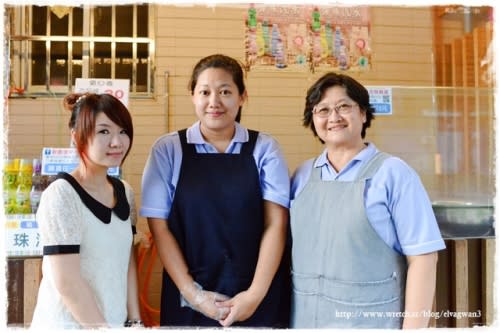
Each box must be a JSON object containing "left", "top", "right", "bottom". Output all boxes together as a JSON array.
[
  {"left": 41, "top": 147, "right": 119, "bottom": 176},
  {"left": 367, "top": 86, "right": 392, "bottom": 115}
]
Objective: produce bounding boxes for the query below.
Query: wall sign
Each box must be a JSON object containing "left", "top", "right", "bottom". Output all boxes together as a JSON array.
[
  {"left": 367, "top": 86, "right": 393, "bottom": 115},
  {"left": 75, "top": 78, "right": 130, "bottom": 107},
  {"left": 41, "top": 147, "right": 119, "bottom": 176},
  {"left": 5, "top": 214, "right": 42, "bottom": 257}
]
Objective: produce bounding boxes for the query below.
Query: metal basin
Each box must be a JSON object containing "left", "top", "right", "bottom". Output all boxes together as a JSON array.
[{"left": 432, "top": 201, "right": 495, "bottom": 239}]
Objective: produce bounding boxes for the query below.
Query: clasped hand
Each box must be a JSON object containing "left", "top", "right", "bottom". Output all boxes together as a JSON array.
[
  {"left": 181, "top": 283, "right": 261, "bottom": 326},
  {"left": 215, "top": 290, "right": 261, "bottom": 327},
  {"left": 180, "top": 282, "right": 230, "bottom": 321}
]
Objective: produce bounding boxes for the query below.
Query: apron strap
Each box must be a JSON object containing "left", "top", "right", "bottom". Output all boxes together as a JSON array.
[
  {"left": 356, "top": 151, "right": 391, "bottom": 180},
  {"left": 241, "top": 129, "right": 259, "bottom": 155},
  {"left": 178, "top": 128, "right": 196, "bottom": 157}
]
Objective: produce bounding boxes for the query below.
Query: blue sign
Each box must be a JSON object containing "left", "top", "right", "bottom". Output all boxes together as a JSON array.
[
  {"left": 367, "top": 86, "right": 392, "bottom": 115},
  {"left": 5, "top": 214, "right": 42, "bottom": 257},
  {"left": 42, "top": 147, "right": 119, "bottom": 176},
  {"left": 371, "top": 103, "right": 392, "bottom": 114}
]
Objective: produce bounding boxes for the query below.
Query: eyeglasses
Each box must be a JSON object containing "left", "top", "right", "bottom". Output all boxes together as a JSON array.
[{"left": 312, "top": 103, "right": 357, "bottom": 118}]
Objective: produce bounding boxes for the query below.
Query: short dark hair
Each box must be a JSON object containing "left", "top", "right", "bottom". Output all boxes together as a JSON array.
[
  {"left": 63, "top": 93, "right": 134, "bottom": 165},
  {"left": 188, "top": 54, "right": 246, "bottom": 122},
  {"left": 303, "top": 72, "right": 375, "bottom": 142}
]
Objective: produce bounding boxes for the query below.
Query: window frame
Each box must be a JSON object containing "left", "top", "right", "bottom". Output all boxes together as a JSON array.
[{"left": 8, "top": 4, "right": 155, "bottom": 98}]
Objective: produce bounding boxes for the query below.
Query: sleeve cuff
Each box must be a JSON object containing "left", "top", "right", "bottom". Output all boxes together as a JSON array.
[
  {"left": 401, "top": 239, "right": 446, "bottom": 256},
  {"left": 139, "top": 207, "right": 170, "bottom": 219},
  {"left": 262, "top": 192, "right": 290, "bottom": 209},
  {"left": 43, "top": 244, "right": 80, "bottom": 255}
]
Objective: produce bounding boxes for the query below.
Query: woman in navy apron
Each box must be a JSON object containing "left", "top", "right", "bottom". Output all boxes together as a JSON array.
[{"left": 140, "top": 54, "right": 290, "bottom": 328}]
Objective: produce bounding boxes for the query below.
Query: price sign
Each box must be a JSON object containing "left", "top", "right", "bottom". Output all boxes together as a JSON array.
[
  {"left": 5, "top": 214, "right": 42, "bottom": 257},
  {"left": 41, "top": 147, "right": 119, "bottom": 176},
  {"left": 75, "top": 78, "right": 130, "bottom": 107}
]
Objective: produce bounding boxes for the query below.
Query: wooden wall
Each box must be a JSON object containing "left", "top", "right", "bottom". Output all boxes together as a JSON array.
[
  {"left": 4, "top": 4, "right": 494, "bottom": 328},
  {"left": 5, "top": 4, "right": 437, "bottom": 221}
]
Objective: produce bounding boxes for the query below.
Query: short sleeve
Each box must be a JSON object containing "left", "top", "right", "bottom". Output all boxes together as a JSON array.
[
  {"left": 290, "top": 158, "right": 314, "bottom": 202},
  {"left": 140, "top": 133, "right": 179, "bottom": 219},
  {"left": 36, "top": 179, "right": 83, "bottom": 254},
  {"left": 254, "top": 133, "right": 290, "bottom": 208},
  {"left": 372, "top": 157, "right": 446, "bottom": 255}
]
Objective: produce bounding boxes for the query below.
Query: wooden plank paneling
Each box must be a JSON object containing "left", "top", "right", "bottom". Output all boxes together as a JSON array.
[
  {"left": 371, "top": 26, "right": 433, "bottom": 45},
  {"left": 453, "top": 240, "right": 469, "bottom": 327},
  {"left": 23, "top": 259, "right": 42, "bottom": 325},
  {"left": 482, "top": 239, "right": 495, "bottom": 326},
  {"left": 462, "top": 33, "right": 475, "bottom": 87},
  {"left": 370, "top": 6, "right": 432, "bottom": 27},
  {"left": 7, "top": 260, "right": 24, "bottom": 326}
]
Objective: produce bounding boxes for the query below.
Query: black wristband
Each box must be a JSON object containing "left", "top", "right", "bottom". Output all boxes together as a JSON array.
[{"left": 124, "top": 319, "right": 144, "bottom": 327}]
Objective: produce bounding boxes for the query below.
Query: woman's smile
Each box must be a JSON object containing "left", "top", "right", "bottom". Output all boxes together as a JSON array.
[
  {"left": 107, "top": 151, "right": 124, "bottom": 158},
  {"left": 206, "top": 111, "right": 225, "bottom": 117},
  {"left": 327, "top": 123, "right": 347, "bottom": 132}
]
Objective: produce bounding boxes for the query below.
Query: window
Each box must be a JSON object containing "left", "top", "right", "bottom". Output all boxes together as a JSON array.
[{"left": 8, "top": 4, "right": 155, "bottom": 97}]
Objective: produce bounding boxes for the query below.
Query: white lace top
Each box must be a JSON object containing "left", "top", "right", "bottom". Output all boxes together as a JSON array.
[{"left": 30, "top": 173, "right": 136, "bottom": 329}]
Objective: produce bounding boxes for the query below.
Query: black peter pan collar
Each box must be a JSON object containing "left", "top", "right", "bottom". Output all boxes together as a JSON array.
[{"left": 57, "top": 172, "right": 130, "bottom": 224}]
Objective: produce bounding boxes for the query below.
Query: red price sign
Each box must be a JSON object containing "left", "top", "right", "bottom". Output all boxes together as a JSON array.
[
  {"left": 104, "top": 88, "right": 125, "bottom": 100},
  {"left": 75, "top": 79, "right": 130, "bottom": 107}
]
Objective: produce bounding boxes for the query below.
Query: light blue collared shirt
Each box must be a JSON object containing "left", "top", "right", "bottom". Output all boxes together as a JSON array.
[
  {"left": 291, "top": 143, "right": 445, "bottom": 256},
  {"left": 140, "top": 121, "right": 290, "bottom": 220}
]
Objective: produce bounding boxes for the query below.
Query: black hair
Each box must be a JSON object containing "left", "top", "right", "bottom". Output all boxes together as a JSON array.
[
  {"left": 303, "top": 72, "right": 375, "bottom": 142},
  {"left": 189, "top": 54, "right": 246, "bottom": 122}
]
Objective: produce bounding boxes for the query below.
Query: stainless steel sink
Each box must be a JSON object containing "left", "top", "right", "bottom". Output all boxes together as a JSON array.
[{"left": 432, "top": 201, "right": 495, "bottom": 239}]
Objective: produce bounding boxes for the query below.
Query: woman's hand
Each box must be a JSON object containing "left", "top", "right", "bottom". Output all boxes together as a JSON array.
[
  {"left": 180, "top": 282, "right": 231, "bottom": 321},
  {"left": 195, "top": 289, "right": 232, "bottom": 321},
  {"left": 216, "top": 290, "right": 261, "bottom": 327},
  {"left": 49, "top": 254, "right": 110, "bottom": 328},
  {"left": 215, "top": 201, "right": 288, "bottom": 327},
  {"left": 148, "top": 219, "right": 231, "bottom": 322}
]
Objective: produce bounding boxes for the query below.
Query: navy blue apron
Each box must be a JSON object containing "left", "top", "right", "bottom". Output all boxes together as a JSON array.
[{"left": 160, "top": 128, "right": 290, "bottom": 327}]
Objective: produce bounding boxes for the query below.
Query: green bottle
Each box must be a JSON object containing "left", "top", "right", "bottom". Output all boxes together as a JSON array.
[
  {"left": 3, "top": 159, "right": 18, "bottom": 214},
  {"left": 15, "top": 159, "right": 32, "bottom": 214}
]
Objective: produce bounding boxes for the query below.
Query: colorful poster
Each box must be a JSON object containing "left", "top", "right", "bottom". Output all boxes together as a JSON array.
[{"left": 245, "top": 4, "right": 371, "bottom": 72}]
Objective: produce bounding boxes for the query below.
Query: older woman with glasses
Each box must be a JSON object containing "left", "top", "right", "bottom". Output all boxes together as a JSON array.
[{"left": 289, "top": 72, "right": 445, "bottom": 329}]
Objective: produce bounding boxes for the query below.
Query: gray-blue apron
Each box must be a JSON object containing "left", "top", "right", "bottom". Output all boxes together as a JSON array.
[
  {"left": 160, "top": 128, "right": 290, "bottom": 327},
  {"left": 290, "top": 152, "right": 407, "bottom": 328}
]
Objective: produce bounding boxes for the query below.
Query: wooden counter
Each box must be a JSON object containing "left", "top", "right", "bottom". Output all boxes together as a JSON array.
[
  {"left": 6, "top": 238, "right": 496, "bottom": 328},
  {"left": 434, "top": 238, "right": 495, "bottom": 327},
  {"left": 6, "top": 257, "right": 42, "bottom": 327}
]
